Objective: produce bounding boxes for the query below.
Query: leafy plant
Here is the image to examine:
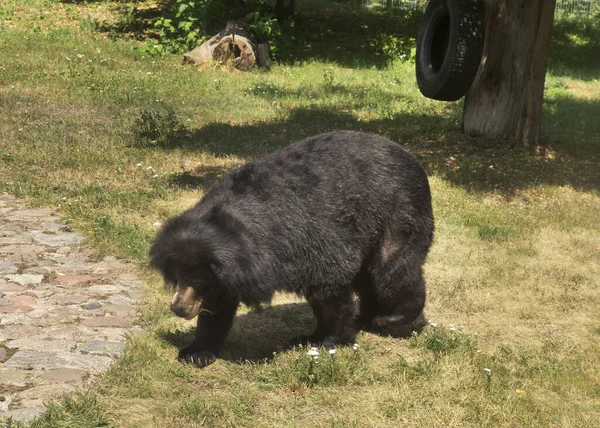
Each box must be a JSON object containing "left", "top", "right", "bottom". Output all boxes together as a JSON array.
[
  {"left": 132, "top": 104, "right": 187, "bottom": 147},
  {"left": 410, "top": 325, "right": 478, "bottom": 355},
  {"left": 245, "top": 10, "right": 282, "bottom": 59},
  {"left": 375, "top": 33, "right": 414, "bottom": 62},
  {"left": 151, "top": 0, "right": 226, "bottom": 54}
]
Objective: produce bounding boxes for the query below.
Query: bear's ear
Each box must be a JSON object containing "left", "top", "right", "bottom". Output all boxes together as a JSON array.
[{"left": 150, "top": 216, "right": 218, "bottom": 271}]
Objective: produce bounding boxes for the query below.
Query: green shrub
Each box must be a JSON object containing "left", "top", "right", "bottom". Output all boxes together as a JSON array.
[{"left": 132, "top": 104, "right": 187, "bottom": 147}]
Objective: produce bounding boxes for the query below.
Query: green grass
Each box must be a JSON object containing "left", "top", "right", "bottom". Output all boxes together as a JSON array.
[{"left": 1, "top": 1, "right": 599, "bottom": 426}]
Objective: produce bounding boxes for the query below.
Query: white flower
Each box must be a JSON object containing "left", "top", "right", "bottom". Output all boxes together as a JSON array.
[
  {"left": 328, "top": 349, "right": 336, "bottom": 355},
  {"left": 449, "top": 327, "right": 456, "bottom": 332},
  {"left": 483, "top": 368, "right": 492, "bottom": 374},
  {"left": 136, "top": 163, "right": 142, "bottom": 167},
  {"left": 307, "top": 348, "right": 319, "bottom": 357},
  {"left": 429, "top": 322, "right": 438, "bottom": 327},
  {"left": 146, "top": 166, "right": 153, "bottom": 170},
  {"left": 476, "top": 350, "right": 481, "bottom": 353},
  {"left": 152, "top": 174, "right": 159, "bottom": 178},
  {"left": 352, "top": 343, "right": 359, "bottom": 350}
]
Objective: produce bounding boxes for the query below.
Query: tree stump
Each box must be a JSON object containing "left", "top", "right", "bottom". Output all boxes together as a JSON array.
[{"left": 183, "top": 21, "right": 261, "bottom": 71}]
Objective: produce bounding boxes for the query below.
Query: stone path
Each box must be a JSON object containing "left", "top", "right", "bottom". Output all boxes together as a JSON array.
[{"left": 0, "top": 194, "right": 143, "bottom": 422}]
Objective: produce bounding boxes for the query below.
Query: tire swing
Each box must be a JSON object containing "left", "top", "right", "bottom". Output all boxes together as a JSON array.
[{"left": 416, "top": 0, "right": 486, "bottom": 101}]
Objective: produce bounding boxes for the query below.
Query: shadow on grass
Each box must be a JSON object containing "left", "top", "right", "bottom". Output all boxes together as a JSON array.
[
  {"left": 159, "top": 302, "right": 426, "bottom": 364},
  {"left": 278, "top": 8, "right": 423, "bottom": 69},
  {"left": 161, "top": 96, "right": 599, "bottom": 196}
]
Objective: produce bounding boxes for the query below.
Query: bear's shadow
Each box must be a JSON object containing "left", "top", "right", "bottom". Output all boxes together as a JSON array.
[{"left": 159, "top": 302, "right": 427, "bottom": 364}]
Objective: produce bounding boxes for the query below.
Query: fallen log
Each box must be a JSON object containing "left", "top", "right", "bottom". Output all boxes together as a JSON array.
[{"left": 183, "top": 21, "right": 268, "bottom": 70}]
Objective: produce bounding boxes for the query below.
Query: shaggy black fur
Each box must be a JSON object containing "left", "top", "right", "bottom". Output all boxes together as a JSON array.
[{"left": 150, "top": 131, "right": 434, "bottom": 367}]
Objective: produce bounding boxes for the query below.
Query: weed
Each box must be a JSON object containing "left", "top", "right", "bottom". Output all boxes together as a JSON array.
[
  {"left": 259, "top": 345, "right": 373, "bottom": 388},
  {"left": 132, "top": 104, "right": 187, "bottom": 148},
  {"left": 27, "top": 393, "right": 112, "bottom": 428},
  {"left": 410, "top": 325, "right": 478, "bottom": 355}
]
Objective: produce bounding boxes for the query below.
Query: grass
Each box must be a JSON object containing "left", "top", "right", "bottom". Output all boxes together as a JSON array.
[{"left": 1, "top": 1, "right": 599, "bottom": 426}]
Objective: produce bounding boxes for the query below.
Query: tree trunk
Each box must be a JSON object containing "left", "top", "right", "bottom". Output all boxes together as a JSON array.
[
  {"left": 275, "top": 0, "right": 296, "bottom": 21},
  {"left": 462, "top": 0, "right": 556, "bottom": 147}
]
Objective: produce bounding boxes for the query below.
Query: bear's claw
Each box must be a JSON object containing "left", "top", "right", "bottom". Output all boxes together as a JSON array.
[{"left": 178, "top": 348, "right": 217, "bottom": 368}]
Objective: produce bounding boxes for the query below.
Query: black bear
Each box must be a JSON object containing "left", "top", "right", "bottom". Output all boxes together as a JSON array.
[{"left": 150, "top": 131, "right": 434, "bottom": 367}]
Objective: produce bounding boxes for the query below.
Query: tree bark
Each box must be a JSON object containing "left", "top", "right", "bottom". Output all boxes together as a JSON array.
[{"left": 462, "top": 0, "right": 556, "bottom": 147}]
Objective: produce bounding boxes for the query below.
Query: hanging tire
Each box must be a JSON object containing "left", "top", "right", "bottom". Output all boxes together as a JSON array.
[{"left": 416, "top": 0, "right": 485, "bottom": 101}]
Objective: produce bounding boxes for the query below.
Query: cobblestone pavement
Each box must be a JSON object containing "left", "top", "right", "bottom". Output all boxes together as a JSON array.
[{"left": 0, "top": 194, "right": 143, "bottom": 422}]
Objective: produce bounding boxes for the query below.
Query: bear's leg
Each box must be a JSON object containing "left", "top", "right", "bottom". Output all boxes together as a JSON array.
[
  {"left": 178, "top": 295, "right": 239, "bottom": 368},
  {"left": 302, "top": 299, "right": 329, "bottom": 344},
  {"left": 370, "top": 256, "right": 426, "bottom": 329},
  {"left": 352, "top": 267, "right": 381, "bottom": 330},
  {"left": 293, "top": 290, "right": 356, "bottom": 348},
  {"left": 312, "top": 290, "right": 356, "bottom": 349}
]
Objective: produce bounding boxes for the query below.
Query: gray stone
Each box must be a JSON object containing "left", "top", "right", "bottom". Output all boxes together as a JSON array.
[
  {"left": 102, "top": 303, "right": 136, "bottom": 317},
  {"left": 50, "top": 293, "right": 88, "bottom": 305},
  {"left": 5, "top": 339, "right": 76, "bottom": 353},
  {"left": 0, "top": 325, "right": 42, "bottom": 342},
  {"left": 4, "top": 274, "right": 44, "bottom": 286},
  {"left": 22, "top": 266, "right": 50, "bottom": 275},
  {"left": 1, "top": 245, "right": 47, "bottom": 263},
  {"left": 28, "top": 231, "right": 84, "bottom": 247},
  {"left": 77, "top": 340, "right": 126, "bottom": 358},
  {"left": 8, "top": 208, "right": 53, "bottom": 218},
  {"left": 0, "top": 348, "right": 6, "bottom": 363},
  {"left": 0, "top": 368, "right": 37, "bottom": 389},
  {"left": 40, "top": 368, "right": 87, "bottom": 386},
  {"left": 0, "top": 261, "right": 18, "bottom": 275},
  {"left": 40, "top": 221, "right": 64, "bottom": 233},
  {"left": 16, "top": 383, "right": 75, "bottom": 401},
  {"left": 1, "top": 406, "right": 47, "bottom": 422},
  {"left": 126, "top": 289, "right": 143, "bottom": 301},
  {"left": 0, "top": 396, "right": 14, "bottom": 412},
  {"left": 3, "top": 350, "right": 114, "bottom": 371},
  {"left": 88, "top": 327, "right": 132, "bottom": 342},
  {"left": 0, "top": 313, "right": 27, "bottom": 325},
  {"left": 40, "top": 325, "right": 98, "bottom": 341},
  {"left": 104, "top": 294, "right": 135, "bottom": 305},
  {"left": 81, "top": 316, "right": 133, "bottom": 328},
  {"left": 55, "top": 274, "right": 94, "bottom": 288},
  {"left": 0, "top": 236, "right": 33, "bottom": 245},
  {"left": 87, "top": 284, "right": 127, "bottom": 295},
  {"left": 83, "top": 302, "right": 102, "bottom": 310}
]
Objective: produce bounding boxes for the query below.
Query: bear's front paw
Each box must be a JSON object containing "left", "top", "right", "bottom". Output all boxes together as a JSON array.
[{"left": 178, "top": 348, "right": 217, "bottom": 368}]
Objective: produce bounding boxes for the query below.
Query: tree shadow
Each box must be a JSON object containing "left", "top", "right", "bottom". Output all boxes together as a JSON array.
[
  {"left": 278, "top": 8, "right": 424, "bottom": 69},
  {"left": 159, "top": 301, "right": 427, "bottom": 364},
  {"left": 167, "top": 165, "right": 230, "bottom": 192},
  {"left": 162, "top": 95, "right": 599, "bottom": 196}
]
